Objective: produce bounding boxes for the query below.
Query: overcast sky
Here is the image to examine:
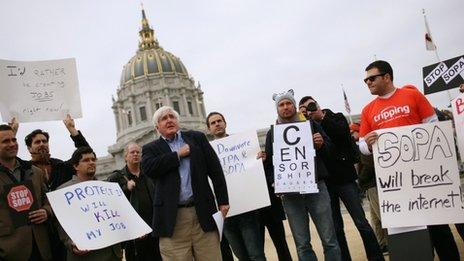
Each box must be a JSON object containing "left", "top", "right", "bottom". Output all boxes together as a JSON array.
[{"left": 1, "top": 0, "right": 463, "bottom": 160}]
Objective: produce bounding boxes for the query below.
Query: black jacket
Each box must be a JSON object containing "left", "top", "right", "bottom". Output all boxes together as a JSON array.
[
  {"left": 264, "top": 120, "right": 334, "bottom": 186},
  {"left": 31, "top": 131, "right": 89, "bottom": 191},
  {"left": 141, "top": 130, "right": 228, "bottom": 237},
  {"left": 107, "top": 166, "right": 154, "bottom": 215},
  {"left": 319, "top": 109, "right": 359, "bottom": 185}
]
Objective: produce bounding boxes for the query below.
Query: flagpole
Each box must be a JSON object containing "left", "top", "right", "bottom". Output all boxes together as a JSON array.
[
  {"left": 342, "top": 84, "right": 353, "bottom": 124},
  {"left": 423, "top": 8, "right": 452, "bottom": 106}
]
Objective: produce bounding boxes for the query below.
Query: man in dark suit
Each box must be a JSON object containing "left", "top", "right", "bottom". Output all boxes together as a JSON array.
[{"left": 141, "top": 106, "right": 229, "bottom": 261}]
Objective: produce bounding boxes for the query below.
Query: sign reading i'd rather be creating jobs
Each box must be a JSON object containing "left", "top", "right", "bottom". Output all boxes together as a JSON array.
[
  {"left": 47, "top": 181, "right": 152, "bottom": 251},
  {"left": 372, "top": 121, "right": 464, "bottom": 228},
  {"left": 211, "top": 131, "right": 270, "bottom": 217},
  {"left": 273, "top": 121, "right": 318, "bottom": 194},
  {"left": 0, "top": 58, "right": 82, "bottom": 122}
]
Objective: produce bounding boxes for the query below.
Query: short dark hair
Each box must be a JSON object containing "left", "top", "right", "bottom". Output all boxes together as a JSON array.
[
  {"left": 0, "top": 125, "right": 13, "bottom": 132},
  {"left": 365, "top": 60, "right": 394, "bottom": 81},
  {"left": 70, "top": 146, "right": 96, "bottom": 167},
  {"left": 25, "top": 129, "right": 49, "bottom": 147},
  {"left": 299, "top": 96, "right": 317, "bottom": 106},
  {"left": 206, "top": 112, "right": 226, "bottom": 128}
]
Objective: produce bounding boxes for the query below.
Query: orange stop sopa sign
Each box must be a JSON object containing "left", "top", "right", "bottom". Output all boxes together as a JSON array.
[{"left": 7, "top": 185, "right": 34, "bottom": 212}]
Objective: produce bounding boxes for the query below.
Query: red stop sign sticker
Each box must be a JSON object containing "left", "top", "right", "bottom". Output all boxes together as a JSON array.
[{"left": 7, "top": 185, "right": 34, "bottom": 212}]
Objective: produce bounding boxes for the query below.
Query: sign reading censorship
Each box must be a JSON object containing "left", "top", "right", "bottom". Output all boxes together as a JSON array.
[
  {"left": 452, "top": 93, "right": 464, "bottom": 161},
  {"left": 0, "top": 58, "right": 82, "bottom": 122},
  {"left": 211, "top": 131, "right": 270, "bottom": 217},
  {"left": 47, "top": 181, "right": 152, "bottom": 250},
  {"left": 273, "top": 121, "right": 318, "bottom": 194},
  {"left": 372, "top": 121, "right": 464, "bottom": 228}
]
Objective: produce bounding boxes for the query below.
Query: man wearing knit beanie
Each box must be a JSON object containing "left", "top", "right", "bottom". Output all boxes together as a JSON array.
[{"left": 264, "top": 89, "right": 341, "bottom": 261}]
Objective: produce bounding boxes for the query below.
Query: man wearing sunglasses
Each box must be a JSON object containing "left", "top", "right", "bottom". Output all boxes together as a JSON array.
[{"left": 359, "top": 60, "right": 460, "bottom": 261}]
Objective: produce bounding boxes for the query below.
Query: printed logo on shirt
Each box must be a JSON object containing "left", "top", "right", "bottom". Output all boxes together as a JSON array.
[{"left": 373, "top": 105, "right": 410, "bottom": 123}]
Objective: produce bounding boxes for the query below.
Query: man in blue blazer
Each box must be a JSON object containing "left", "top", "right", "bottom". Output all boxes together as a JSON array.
[{"left": 141, "top": 106, "right": 229, "bottom": 261}]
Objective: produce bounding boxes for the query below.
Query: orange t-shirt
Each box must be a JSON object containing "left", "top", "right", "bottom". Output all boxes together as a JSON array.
[{"left": 359, "top": 85, "right": 435, "bottom": 137}]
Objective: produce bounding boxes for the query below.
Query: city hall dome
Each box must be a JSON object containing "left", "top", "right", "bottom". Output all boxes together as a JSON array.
[{"left": 120, "top": 9, "right": 189, "bottom": 86}]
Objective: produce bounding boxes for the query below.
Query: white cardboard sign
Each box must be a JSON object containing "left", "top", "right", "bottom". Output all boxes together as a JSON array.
[
  {"left": 272, "top": 121, "right": 318, "bottom": 194},
  {"left": 372, "top": 121, "right": 464, "bottom": 228},
  {"left": 210, "top": 131, "right": 270, "bottom": 217},
  {"left": 0, "top": 58, "right": 82, "bottom": 122},
  {"left": 451, "top": 93, "right": 464, "bottom": 161},
  {"left": 47, "top": 180, "right": 152, "bottom": 250}
]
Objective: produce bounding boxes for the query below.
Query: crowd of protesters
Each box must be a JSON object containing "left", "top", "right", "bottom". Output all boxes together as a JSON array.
[{"left": 0, "top": 60, "right": 463, "bottom": 261}]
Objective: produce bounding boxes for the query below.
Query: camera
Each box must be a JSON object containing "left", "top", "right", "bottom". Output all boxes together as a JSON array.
[{"left": 306, "top": 102, "right": 318, "bottom": 112}]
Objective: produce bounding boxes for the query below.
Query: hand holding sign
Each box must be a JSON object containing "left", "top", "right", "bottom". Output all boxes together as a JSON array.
[
  {"left": 256, "top": 151, "right": 266, "bottom": 161},
  {"left": 364, "top": 131, "right": 379, "bottom": 151},
  {"left": 219, "top": 204, "right": 230, "bottom": 218},
  {"left": 28, "top": 208, "right": 48, "bottom": 224},
  {"left": 313, "top": 133, "right": 324, "bottom": 149},
  {"left": 71, "top": 242, "right": 89, "bottom": 256},
  {"left": 63, "top": 114, "right": 79, "bottom": 136},
  {"left": 7, "top": 117, "right": 18, "bottom": 134}
]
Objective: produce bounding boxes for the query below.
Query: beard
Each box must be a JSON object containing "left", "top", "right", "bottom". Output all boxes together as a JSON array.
[{"left": 31, "top": 147, "right": 51, "bottom": 164}]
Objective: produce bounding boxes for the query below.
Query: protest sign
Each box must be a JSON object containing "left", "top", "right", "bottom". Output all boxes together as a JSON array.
[
  {"left": 452, "top": 93, "right": 464, "bottom": 161},
  {"left": 422, "top": 54, "right": 464, "bottom": 94},
  {"left": 0, "top": 58, "right": 82, "bottom": 122},
  {"left": 210, "top": 131, "right": 270, "bottom": 217},
  {"left": 372, "top": 121, "right": 464, "bottom": 228},
  {"left": 272, "top": 121, "right": 318, "bottom": 194},
  {"left": 47, "top": 180, "right": 152, "bottom": 250},
  {"left": 3, "top": 180, "right": 39, "bottom": 228}
]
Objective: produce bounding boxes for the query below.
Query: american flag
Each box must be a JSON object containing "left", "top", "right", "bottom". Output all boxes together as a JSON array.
[{"left": 343, "top": 89, "right": 351, "bottom": 114}]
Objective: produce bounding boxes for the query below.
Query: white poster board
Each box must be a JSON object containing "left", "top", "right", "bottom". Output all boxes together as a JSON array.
[
  {"left": 372, "top": 121, "right": 464, "bottom": 228},
  {"left": 272, "top": 121, "right": 318, "bottom": 194},
  {"left": 452, "top": 93, "right": 464, "bottom": 161},
  {"left": 0, "top": 58, "right": 82, "bottom": 122},
  {"left": 210, "top": 131, "right": 270, "bottom": 217},
  {"left": 47, "top": 180, "right": 152, "bottom": 250}
]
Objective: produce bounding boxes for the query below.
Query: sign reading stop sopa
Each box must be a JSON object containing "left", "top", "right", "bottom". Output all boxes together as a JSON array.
[{"left": 7, "top": 185, "right": 34, "bottom": 212}]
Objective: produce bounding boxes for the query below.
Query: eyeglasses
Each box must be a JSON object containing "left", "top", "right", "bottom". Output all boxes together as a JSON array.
[{"left": 363, "top": 73, "right": 386, "bottom": 83}]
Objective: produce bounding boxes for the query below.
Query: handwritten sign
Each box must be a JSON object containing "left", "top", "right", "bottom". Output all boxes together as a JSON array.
[
  {"left": 422, "top": 54, "right": 464, "bottom": 94},
  {"left": 372, "top": 121, "right": 464, "bottom": 228},
  {"left": 0, "top": 58, "right": 82, "bottom": 122},
  {"left": 47, "top": 180, "right": 152, "bottom": 250},
  {"left": 452, "top": 93, "right": 464, "bottom": 161},
  {"left": 272, "top": 121, "right": 318, "bottom": 194},
  {"left": 210, "top": 131, "right": 270, "bottom": 217}
]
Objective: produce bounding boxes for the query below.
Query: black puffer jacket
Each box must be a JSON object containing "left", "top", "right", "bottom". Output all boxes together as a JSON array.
[{"left": 319, "top": 109, "right": 359, "bottom": 185}]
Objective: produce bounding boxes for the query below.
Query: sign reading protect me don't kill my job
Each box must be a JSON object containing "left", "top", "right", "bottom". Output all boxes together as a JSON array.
[
  {"left": 47, "top": 181, "right": 152, "bottom": 251},
  {"left": 372, "top": 121, "right": 464, "bottom": 228}
]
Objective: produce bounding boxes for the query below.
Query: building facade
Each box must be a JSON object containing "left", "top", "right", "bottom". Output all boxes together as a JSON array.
[{"left": 96, "top": 9, "right": 207, "bottom": 178}]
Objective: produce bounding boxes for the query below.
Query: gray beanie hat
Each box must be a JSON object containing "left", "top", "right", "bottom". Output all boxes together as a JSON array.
[{"left": 272, "top": 89, "right": 296, "bottom": 108}]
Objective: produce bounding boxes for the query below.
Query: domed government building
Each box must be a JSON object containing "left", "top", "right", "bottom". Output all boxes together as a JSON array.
[{"left": 96, "top": 8, "right": 208, "bottom": 178}]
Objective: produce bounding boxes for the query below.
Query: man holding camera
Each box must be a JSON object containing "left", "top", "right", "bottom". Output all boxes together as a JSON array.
[{"left": 299, "top": 97, "right": 383, "bottom": 261}]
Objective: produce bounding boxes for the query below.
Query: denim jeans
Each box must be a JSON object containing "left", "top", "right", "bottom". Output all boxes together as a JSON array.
[
  {"left": 223, "top": 210, "right": 266, "bottom": 261},
  {"left": 282, "top": 180, "right": 341, "bottom": 261},
  {"left": 327, "top": 181, "right": 383, "bottom": 261}
]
